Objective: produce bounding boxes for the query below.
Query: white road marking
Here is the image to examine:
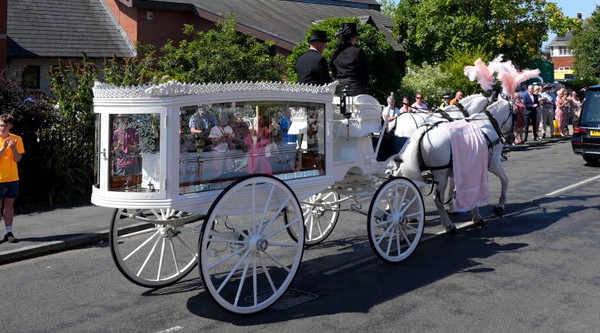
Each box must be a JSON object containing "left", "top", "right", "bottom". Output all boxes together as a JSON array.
[
  {"left": 322, "top": 175, "right": 600, "bottom": 276},
  {"left": 545, "top": 174, "right": 600, "bottom": 197},
  {"left": 156, "top": 326, "right": 184, "bottom": 333}
]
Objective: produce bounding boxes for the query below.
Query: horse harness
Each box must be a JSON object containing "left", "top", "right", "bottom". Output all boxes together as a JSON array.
[{"left": 416, "top": 106, "right": 510, "bottom": 173}]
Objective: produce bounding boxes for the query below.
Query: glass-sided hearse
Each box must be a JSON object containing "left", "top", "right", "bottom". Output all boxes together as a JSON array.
[{"left": 92, "top": 80, "right": 425, "bottom": 314}]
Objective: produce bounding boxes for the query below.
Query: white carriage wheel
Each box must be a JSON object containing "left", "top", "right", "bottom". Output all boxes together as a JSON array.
[
  {"left": 199, "top": 174, "right": 305, "bottom": 314},
  {"left": 288, "top": 188, "right": 340, "bottom": 246},
  {"left": 367, "top": 177, "right": 425, "bottom": 263},
  {"left": 110, "top": 208, "right": 203, "bottom": 288}
]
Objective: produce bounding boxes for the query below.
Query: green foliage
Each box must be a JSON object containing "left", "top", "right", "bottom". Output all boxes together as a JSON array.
[
  {"left": 376, "top": 0, "right": 396, "bottom": 18},
  {"left": 0, "top": 73, "right": 60, "bottom": 208},
  {"left": 156, "top": 18, "right": 287, "bottom": 83},
  {"left": 44, "top": 55, "right": 98, "bottom": 206},
  {"left": 102, "top": 44, "right": 158, "bottom": 86},
  {"left": 438, "top": 47, "right": 492, "bottom": 96},
  {"left": 571, "top": 6, "right": 600, "bottom": 80},
  {"left": 399, "top": 62, "right": 451, "bottom": 108},
  {"left": 287, "top": 17, "right": 401, "bottom": 101},
  {"left": 398, "top": 48, "right": 491, "bottom": 107},
  {"left": 392, "top": 0, "right": 579, "bottom": 66}
]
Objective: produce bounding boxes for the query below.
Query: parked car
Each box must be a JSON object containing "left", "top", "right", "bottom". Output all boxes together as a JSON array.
[{"left": 572, "top": 85, "right": 600, "bottom": 166}]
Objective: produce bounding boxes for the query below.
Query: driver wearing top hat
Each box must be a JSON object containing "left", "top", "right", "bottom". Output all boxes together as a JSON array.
[
  {"left": 296, "top": 30, "right": 332, "bottom": 85},
  {"left": 330, "top": 22, "right": 369, "bottom": 96}
]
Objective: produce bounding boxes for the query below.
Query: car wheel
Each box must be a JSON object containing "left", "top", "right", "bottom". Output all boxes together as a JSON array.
[{"left": 583, "top": 155, "right": 600, "bottom": 166}]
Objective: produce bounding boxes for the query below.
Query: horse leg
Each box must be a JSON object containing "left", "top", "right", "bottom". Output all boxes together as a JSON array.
[
  {"left": 489, "top": 146, "right": 508, "bottom": 216},
  {"left": 446, "top": 176, "right": 458, "bottom": 214},
  {"left": 470, "top": 207, "right": 486, "bottom": 226},
  {"left": 433, "top": 176, "right": 456, "bottom": 233}
]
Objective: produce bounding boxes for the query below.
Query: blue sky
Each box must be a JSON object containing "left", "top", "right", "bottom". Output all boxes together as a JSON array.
[{"left": 544, "top": 0, "right": 598, "bottom": 46}]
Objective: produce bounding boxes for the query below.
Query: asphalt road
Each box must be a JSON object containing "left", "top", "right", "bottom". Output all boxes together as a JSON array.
[{"left": 1, "top": 138, "right": 599, "bottom": 333}]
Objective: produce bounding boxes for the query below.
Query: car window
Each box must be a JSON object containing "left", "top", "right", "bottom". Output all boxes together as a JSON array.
[{"left": 581, "top": 90, "right": 600, "bottom": 126}]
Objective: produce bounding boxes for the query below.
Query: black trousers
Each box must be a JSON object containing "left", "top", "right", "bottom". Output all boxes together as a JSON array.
[{"left": 524, "top": 110, "right": 538, "bottom": 141}]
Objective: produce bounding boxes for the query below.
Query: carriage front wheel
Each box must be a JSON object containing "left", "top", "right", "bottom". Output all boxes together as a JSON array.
[
  {"left": 199, "top": 175, "right": 305, "bottom": 314},
  {"left": 367, "top": 177, "right": 425, "bottom": 263},
  {"left": 110, "top": 208, "right": 203, "bottom": 288}
]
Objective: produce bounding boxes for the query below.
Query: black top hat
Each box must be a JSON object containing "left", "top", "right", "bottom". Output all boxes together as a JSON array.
[
  {"left": 337, "top": 22, "right": 359, "bottom": 39},
  {"left": 308, "top": 30, "right": 329, "bottom": 42},
  {"left": 443, "top": 93, "right": 451, "bottom": 99}
]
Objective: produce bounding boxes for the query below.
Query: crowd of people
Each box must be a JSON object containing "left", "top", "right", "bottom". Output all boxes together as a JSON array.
[{"left": 511, "top": 83, "right": 582, "bottom": 145}]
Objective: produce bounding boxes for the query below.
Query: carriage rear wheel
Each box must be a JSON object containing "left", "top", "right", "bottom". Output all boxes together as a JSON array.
[
  {"left": 367, "top": 177, "right": 425, "bottom": 263},
  {"left": 110, "top": 208, "right": 203, "bottom": 288},
  {"left": 287, "top": 188, "right": 340, "bottom": 246},
  {"left": 198, "top": 175, "right": 305, "bottom": 314}
]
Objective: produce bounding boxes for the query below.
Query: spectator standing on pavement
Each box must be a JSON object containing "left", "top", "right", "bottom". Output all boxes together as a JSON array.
[
  {"left": 399, "top": 96, "right": 411, "bottom": 113},
  {"left": 411, "top": 93, "right": 429, "bottom": 112},
  {"left": 555, "top": 88, "right": 570, "bottom": 137},
  {"left": 538, "top": 86, "right": 555, "bottom": 138},
  {"left": 296, "top": 30, "right": 331, "bottom": 85},
  {"left": 439, "top": 93, "right": 452, "bottom": 110},
  {"left": 450, "top": 91, "right": 463, "bottom": 105},
  {"left": 569, "top": 90, "right": 582, "bottom": 128},
  {"left": 0, "top": 113, "right": 24, "bottom": 243},
  {"left": 382, "top": 93, "right": 401, "bottom": 132},
  {"left": 522, "top": 84, "right": 540, "bottom": 142},
  {"left": 512, "top": 92, "right": 526, "bottom": 144}
]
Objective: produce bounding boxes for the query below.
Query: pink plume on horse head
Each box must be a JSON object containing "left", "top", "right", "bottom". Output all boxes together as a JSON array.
[{"left": 464, "top": 58, "right": 494, "bottom": 91}]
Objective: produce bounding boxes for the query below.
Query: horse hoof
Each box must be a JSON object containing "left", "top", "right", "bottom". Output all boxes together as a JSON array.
[
  {"left": 474, "top": 219, "right": 486, "bottom": 227},
  {"left": 445, "top": 225, "right": 457, "bottom": 234},
  {"left": 493, "top": 206, "right": 504, "bottom": 217}
]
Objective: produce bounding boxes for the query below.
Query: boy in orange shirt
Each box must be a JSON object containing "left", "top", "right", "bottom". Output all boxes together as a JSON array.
[{"left": 0, "top": 113, "right": 24, "bottom": 243}]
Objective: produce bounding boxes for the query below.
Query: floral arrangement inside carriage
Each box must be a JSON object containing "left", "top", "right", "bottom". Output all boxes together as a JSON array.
[{"left": 176, "top": 100, "right": 327, "bottom": 194}]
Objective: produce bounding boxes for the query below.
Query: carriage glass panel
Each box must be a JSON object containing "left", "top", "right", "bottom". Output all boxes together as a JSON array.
[
  {"left": 108, "top": 113, "right": 161, "bottom": 192},
  {"left": 178, "top": 100, "right": 326, "bottom": 194}
]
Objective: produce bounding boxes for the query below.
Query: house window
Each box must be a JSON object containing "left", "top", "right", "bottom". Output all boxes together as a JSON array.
[
  {"left": 558, "top": 46, "right": 571, "bottom": 56},
  {"left": 21, "top": 65, "right": 40, "bottom": 89}
]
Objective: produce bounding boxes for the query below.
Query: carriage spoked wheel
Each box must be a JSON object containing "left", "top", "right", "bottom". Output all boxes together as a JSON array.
[
  {"left": 367, "top": 177, "right": 425, "bottom": 263},
  {"left": 199, "top": 175, "right": 305, "bottom": 315},
  {"left": 110, "top": 208, "right": 203, "bottom": 288},
  {"left": 287, "top": 188, "right": 340, "bottom": 246}
]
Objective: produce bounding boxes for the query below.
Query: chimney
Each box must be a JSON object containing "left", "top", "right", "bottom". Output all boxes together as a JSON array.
[{"left": 577, "top": 13, "right": 583, "bottom": 20}]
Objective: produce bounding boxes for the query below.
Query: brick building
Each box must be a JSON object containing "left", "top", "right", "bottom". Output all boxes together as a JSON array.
[
  {"left": 547, "top": 13, "right": 584, "bottom": 80},
  {"left": 2, "top": 0, "right": 402, "bottom": 92}
]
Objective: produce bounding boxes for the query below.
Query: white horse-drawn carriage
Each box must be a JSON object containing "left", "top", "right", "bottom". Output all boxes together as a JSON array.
[
  {"left": 92, "top": 81, "right": 429, "bottom": 314},
  {"left": 92, "top": 78, "right": 515, "bottom": 314}
]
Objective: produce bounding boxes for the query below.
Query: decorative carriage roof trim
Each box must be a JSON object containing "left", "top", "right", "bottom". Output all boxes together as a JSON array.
[{"left": 93, "top": 80, "right": 338, "bottom": 99}]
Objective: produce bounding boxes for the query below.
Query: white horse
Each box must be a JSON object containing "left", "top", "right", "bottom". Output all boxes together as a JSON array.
[
  {"left": 395, "top": 98, "right": 515, "bottom": 232},
  {"left": 393, "top": 94, "right": 491, "bottom": 139}
]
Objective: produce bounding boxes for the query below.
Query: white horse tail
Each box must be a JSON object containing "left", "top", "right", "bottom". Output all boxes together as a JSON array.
[{"left": 399, "top": 127, "right": 426, "bottom": 182}]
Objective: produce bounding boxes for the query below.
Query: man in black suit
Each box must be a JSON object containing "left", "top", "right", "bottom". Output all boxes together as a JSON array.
[
  {"left": 522, "top": 84, "right": 540, "bottom": 142},
  {"left": 330, "top": 22, "right": 369, "bottom": 96},
  {"left": 296, "top": 30, "right": 331, "bottom": 85}
]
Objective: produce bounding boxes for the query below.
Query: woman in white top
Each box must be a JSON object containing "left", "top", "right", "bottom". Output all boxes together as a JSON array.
[{"left": 411, "top": 93, "right": 429, "bottom": 112}]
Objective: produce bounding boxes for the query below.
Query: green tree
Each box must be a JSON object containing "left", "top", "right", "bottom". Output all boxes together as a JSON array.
[
  {"left": 398, "top": 47, "right": 491, "bottom": 107},
  {"left": 392, "top": 0, "right": 579, "bottom": 66},
  {"left": 0, "top": 72, "right": 57, "bottom": 207},
  {"left": 571, "top": 6, "right": 600, "bottom": 80},
  {"left": 102, "top": 44, "right": 158, "bottom": 86},
  {"left": 46, "top": 56, "right": 98, "bottom": 205},
  {"left": 156, "top": 18, "right": 286, "bottom": 83},
  {"left": 377, "top": 0, "right": 396, "bottom": 17},
  {"left": 287, "top": 17, "right": 402, "bottom": 101},
  {"left": 400, "top": 62, "right": 451, "bottom": 108}
]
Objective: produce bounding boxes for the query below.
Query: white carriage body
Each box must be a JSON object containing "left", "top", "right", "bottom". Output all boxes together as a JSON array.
[{"left": 91, "top": 80, "right": 387, "bottom": 214}]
